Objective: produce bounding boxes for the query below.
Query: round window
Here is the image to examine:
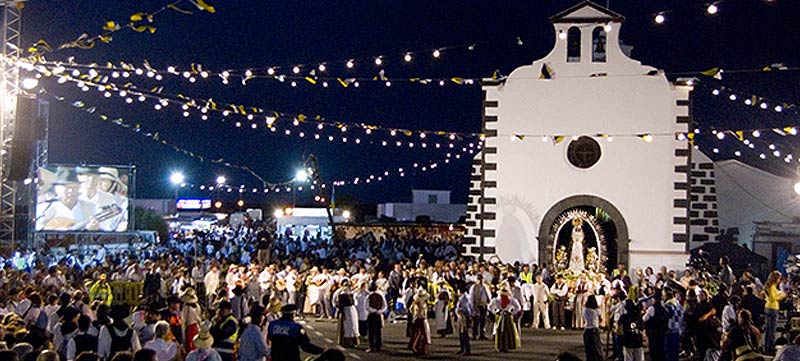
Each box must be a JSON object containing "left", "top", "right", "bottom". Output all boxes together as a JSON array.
[{"left": 567, "top": 136, "right": 601, "bottom": 169}]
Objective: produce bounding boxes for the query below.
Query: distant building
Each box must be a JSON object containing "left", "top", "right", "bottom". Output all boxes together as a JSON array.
[{"left": 378, "top": 190, "right": 466, "bottom": 223}]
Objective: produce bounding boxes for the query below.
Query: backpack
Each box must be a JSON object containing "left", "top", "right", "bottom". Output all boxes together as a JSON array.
[{"left": 109, "top": 326, "right": 134, "bottom": 355}]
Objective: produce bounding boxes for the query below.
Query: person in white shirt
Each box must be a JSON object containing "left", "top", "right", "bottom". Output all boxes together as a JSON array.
[
  {"left": 204, "top": 264, "right": 221, "bottom": 305},
  {"left": 532, "top": 275, "right": 551, "bottom": 329},
  {"left": 469, "top": 274, "right": 491, "bottom": 340},
  {"left": 721, "top": 295, "right": 740, "bottom": 333},
  {"left": 143, "top": 321, "right": 178, "bottom": 361}
]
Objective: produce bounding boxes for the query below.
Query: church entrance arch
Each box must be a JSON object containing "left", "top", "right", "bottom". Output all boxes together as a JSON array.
[{"left": 537, "top": 195, "right": 629, "bottom": 273}]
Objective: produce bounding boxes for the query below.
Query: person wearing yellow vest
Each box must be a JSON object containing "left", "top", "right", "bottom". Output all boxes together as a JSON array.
[
  {"left": 211, "top": 300, "right": 238, "bottom": 361},
  {"left": 88, "top": 274, "right": 113, "bottom": 306},
  {"left": 519, "top": 265, "right": 534, "bottom": 285},
  {"left": 763, "top": 271, "right": 787, "bottom": 354}
]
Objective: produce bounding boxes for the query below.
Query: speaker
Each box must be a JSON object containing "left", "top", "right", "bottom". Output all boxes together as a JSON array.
[{"left": 8, "top": 96, "right": 47, "bottom": 181}]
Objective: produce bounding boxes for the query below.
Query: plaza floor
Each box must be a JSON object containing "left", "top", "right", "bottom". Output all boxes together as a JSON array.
[{"left": 296, "top": 318, "right": 588, "bottom": 361}]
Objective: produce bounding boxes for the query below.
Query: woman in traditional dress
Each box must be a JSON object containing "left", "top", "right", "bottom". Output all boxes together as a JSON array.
[
  {"left": 408, "top": 289, "right": 431, "bottom": 355},
  {"left": 433, "top": 279, "right": 453, "bottom": 338},
  {"left": 489, "top": 287, "right": 521, "bottom": 353},
  {"left": 180, "top": 287, "right": 202, "bottom": 354},
  {"left": 334, "top": 279, "right": 360, "bottom": 347},
  {"left": 573, "top": 275, "right": 591, "bottom": 328},
  {"left": 303, "top": 267, "right": 320, "bottom": 315}
]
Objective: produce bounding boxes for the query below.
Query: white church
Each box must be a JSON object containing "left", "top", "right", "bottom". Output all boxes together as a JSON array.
[{"left": 463, "top": 1, "right": 694, "bottom": 272}]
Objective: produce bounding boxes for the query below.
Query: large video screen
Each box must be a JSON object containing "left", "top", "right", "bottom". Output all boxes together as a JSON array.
[{"left": 35, "top": 165, "right": 131, "bottom": 232}]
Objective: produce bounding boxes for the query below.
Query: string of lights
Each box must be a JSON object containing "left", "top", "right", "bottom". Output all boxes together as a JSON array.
[
  {"left": 650, "top": 0, "right": 779, "bottom": 25},
  {"left": 33, "top": 65, "right": 484, "bottom": 143}
]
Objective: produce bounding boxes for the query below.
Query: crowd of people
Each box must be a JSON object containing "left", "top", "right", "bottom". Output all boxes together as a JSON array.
[{"left": 0, "top": 220, "right": 799, "bottom": 361}]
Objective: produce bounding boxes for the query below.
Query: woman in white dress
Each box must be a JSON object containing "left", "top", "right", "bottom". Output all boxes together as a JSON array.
[
  {"left": 334, "top": 280, "right": 360, "bottom": 347},
  {"left": 433, "top": 279, "right": 453, "bottom": 337}
]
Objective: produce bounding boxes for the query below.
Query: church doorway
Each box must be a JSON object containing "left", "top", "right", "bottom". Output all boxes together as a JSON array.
[{"left": 537, "top": 195, "right": 629, "bottom": 274}]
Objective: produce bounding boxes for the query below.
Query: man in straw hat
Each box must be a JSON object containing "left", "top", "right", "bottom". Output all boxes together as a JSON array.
[
  {"left": 267, "top": 304, "right": 324, "bottom": 361},
  {"left": 185, "top": 327, "right": 222, "bottom": 361},
  {"left": 36, "top": 167, "right": 99, "bottom": 231}
]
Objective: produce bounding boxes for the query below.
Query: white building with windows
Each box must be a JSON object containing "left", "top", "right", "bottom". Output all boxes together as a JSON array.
[
  {"left": 463, "top": 1, "right": 692, "bottom": 272},
  {"left": 378, "top": 190, "right": 467, "bottom": 223}
]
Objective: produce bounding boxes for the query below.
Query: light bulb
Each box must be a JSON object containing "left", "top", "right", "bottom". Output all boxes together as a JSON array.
[
  {"left": 655, "top": 14, "right": 666, "bottom": 24},
  {"left": 404, "top": 53, "right": 412, "bottom": 62},
  {"left": 707, "top": 4, "right": 718, "bottom": 15},
  {"left": 346, "top": 60, "right": 354, "bottom": 69},
  {"left": 374, "top": 57, "right": 382, "bottom": 66}
]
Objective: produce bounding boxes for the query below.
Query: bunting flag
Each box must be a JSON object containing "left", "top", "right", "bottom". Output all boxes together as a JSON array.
[
  {"left": 700, "top": 67, "right": 723, "bottom": 80},
  {"left": 553, "top": 135, "right": 565, "bottom": 144},
  {"left": 540, "top": 63, "right": 555, "bottom": 79},
  {"left": 27, "top": 0, "right": 214, "bottom": 57}
]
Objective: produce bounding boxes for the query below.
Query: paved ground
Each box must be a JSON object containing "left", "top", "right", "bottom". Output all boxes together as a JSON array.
[{"left": 296, "top": 317, "right": 588, "bottom": 361}]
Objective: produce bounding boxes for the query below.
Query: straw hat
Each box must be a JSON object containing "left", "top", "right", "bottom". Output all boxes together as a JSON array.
[
  {"left": 193, "top": 327, "right": 214, "bottom": 349},
  {"left": 414, "top": 290, "right": 430, "bottom": 304},
  {"left": 180, "top": 288, "right": 199, "bottom": 304}
]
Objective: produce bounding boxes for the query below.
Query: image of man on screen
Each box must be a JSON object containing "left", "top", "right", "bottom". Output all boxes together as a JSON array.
[
  {"left": 77, "top": 167, "right": 128, "bottom": 231},
  {"left": 36, "top": 167, "right": 101, "bottom": 231}
]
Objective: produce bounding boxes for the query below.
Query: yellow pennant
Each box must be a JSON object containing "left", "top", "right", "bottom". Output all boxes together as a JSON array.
[
  {"left": 553, "top": 135, "right": 565, "bottom": 144},
  {"left": 167, "top": 4, "right": 194, "bottom": 14},
  {"left": 337, "top": 78, "right": 349, "bottom": 87},
  {"left": 102, "top": 21, "right": 120, "bottom": 32},
  {"left": 191, "top": 0, "right": 216, "bottom": 13},
  {"left": 305, "top": 77, "right": 317, "bottom": 85},
  {"left": 735, "top": 131, "right": 744, "bottom": 141}
]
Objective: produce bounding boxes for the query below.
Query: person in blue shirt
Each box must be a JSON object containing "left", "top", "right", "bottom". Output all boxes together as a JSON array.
[{"left": 267, "top": 304, "right": 323, "bottom": 361}]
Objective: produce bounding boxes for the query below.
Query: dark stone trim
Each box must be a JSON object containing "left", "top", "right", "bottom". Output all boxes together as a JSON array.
[
  {"left": 467, "top": 205, "right": 478, "bottom": 212},
  {"left": 484, "top": 147, "right": 498, "bottom": 154},
  {"left": 703, "top": 211, "right": 718, "bottom": 218},
  {"left": 466, "top": 221, "right": 476, "bottom": 227},
  {"left": 472, "top": 158, "right": 482, "bottom": 166},
  {"left": 482, "top": 180, "right": 497, "bottom": 188},
  {"left": 702, "top": 195, "right": 717, "bottom": 202},
  {"left": 477, "top": 212, "right": 496, "bottom": 220},
  {"left": 470, "top": 175, "right": 481, "bottom": 181},
  {"left": 469, "top": 246, "right": 496, "bottom": 254},
  {"left": 692, "top": 234, "right": 709, "bottom": 242},
  {"left": 673, "top": 199, "right": 689, "bottom": 208},
  {"left": 481, "top": 229, "right": 496, "bottom": 238},
  {"left": 692, "top": 203, "right": 708, "bottom": 210},
  {"left": 673, "top": 233, "right": 688, "bottom": 243},
  {"left": 673, "top": 217, "right": 688, "bottom": 225},
  {"left": 484, "top": 100, "right": 499, "bottom": 108},
  {"left": 480, "top": 198, "right": 497, "bottom": 205},
  {"left": 484, "top": 163, "right": 497, "bottom": 171},
  {"left": 699, "top": 163, "right": 714, "bottom": 170},
  {"left": 483, "top": 115, "right": 498, "bottom": 123},
  {"left": 484, "top": 129, "right": 498, "bottom": 137},
  {"left": 462, "top": 237, "right": 477, "bottom": 245},
  {"left": 677, "top": 99, "right": 690, "bottom": 106},
  {"left": 469, "top": 189, "right": 481, "bottom": 196},
  {"left": 676, "top": 116, "right": 689, "bottom": 124},
  {"left": 690, "top": 219, "right": 709, "bottom": 226},
  {"left": 674, "top": 165, "right": 690, "bottom": 174},
  {"left": 674, "top": 182, "right": 688, "bottom": 190},
  {"left": 700, "top": 179, "right": 715, "bottom": 185},
  {"left": 675, "top": 148, "right": 690, "bottom": 157},
  {"left": 703, "top": 226, "right": 719, "bottom": 234}
]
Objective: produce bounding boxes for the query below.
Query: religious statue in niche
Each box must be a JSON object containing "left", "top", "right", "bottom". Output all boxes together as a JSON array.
[
  {"left": 568, "top": 218, "right": 586, "bottom": 273},
  {"left": 552, "top": 209, "right": 606, "bottom": 277}
]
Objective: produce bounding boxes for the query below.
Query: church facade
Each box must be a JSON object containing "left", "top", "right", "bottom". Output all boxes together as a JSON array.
[{"left": 463, "top": 1, "right": 693, "bottom": 272}]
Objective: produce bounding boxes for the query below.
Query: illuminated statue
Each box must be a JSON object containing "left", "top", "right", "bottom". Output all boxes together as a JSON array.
[{"left": 568, "top": 218, "right": 586, "bottom": 273}]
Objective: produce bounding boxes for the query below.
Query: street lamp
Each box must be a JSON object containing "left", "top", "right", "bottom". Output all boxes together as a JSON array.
[
  {"left": 295, "top": 169, "right": 309, "bottom": 182},
  {"left": 170, "top": 172, "right": 185, "bottom": 210},
  {"left": 216, "top": 175, "right": 226, "bottom": 184}
]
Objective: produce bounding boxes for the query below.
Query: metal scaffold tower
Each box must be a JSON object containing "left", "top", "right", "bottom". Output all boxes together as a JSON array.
[{"left": 0, "top": 1, "right": 21, "bottom": 253}]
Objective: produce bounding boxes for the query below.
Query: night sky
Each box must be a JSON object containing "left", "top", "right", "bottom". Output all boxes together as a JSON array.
[{"left": 18, "top": 0, "right": 800, "bottom": 209}]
